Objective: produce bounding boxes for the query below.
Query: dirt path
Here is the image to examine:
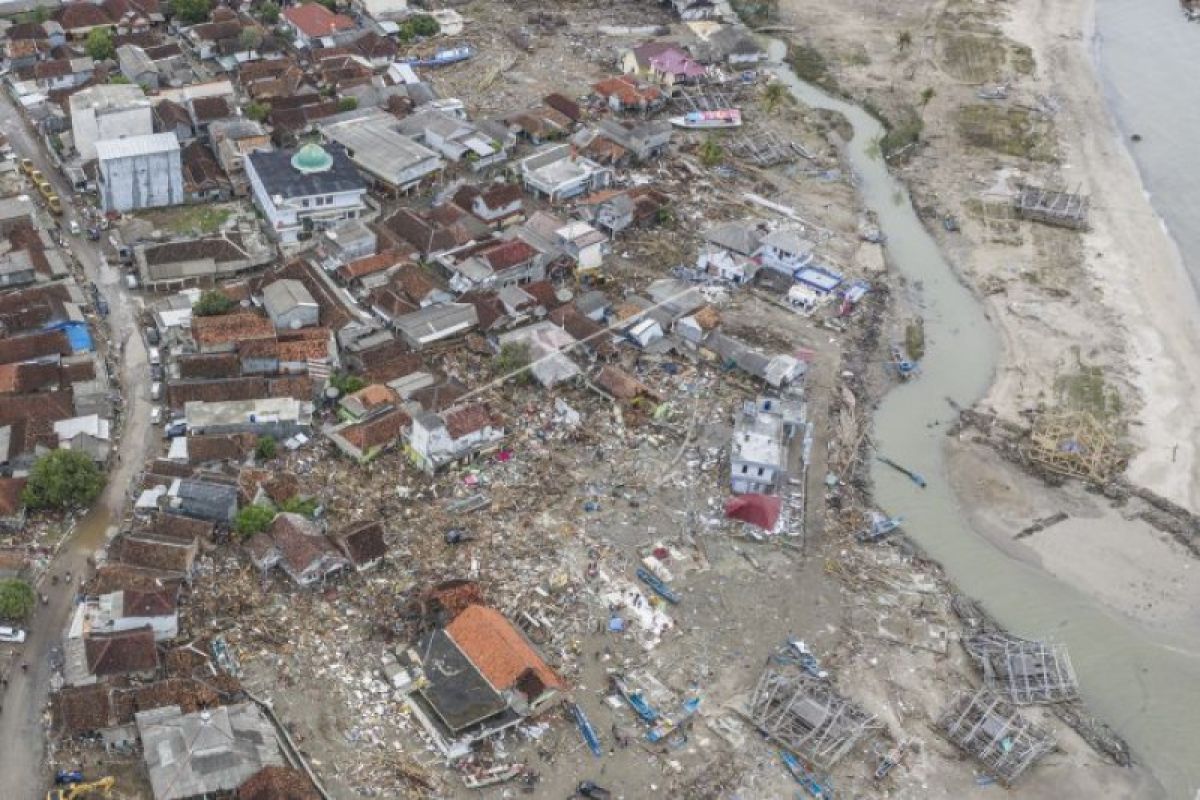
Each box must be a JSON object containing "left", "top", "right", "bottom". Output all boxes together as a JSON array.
[{"left": 0, "top": 93, "right": 156, "bottom": 800}]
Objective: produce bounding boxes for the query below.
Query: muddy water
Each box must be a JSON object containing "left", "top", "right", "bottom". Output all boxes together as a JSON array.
[{"left": 765, "top": 40, "right": 1200, "bottom": 799}]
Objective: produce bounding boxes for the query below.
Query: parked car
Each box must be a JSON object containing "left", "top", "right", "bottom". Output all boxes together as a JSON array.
[
  {"left": 19, "top": 158, "right": 34, "bottom": 177},
  {"left": 150, "top": 381, "right": 162, "bottom": 401},
  {"left": 0, "top": 626, "right": 27, "bottom": 643},
  {"left": 144, "top": 326, "right": 160, "bottom": 346},
  {"left": 148, "top": 347, "right": 161, "bottom": 366},
  {"left": 150, "top": 407, "right": 163, "bottom": 425},
  {"left": 164, "top": 421, "right": 187, "bottom": 438},
  {"left": 47, "top": 195, "right": 62, "bottom": 216},
  {"left": 124, "top": 273, "right": 138, "bottom": 289},
  {"left": 68, "top": 219, "right": 80, "bottom": 236}
]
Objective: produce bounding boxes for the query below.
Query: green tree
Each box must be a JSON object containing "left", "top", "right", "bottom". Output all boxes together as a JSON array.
[
  {"left": 0, "top": 579, "right": 34, "bottom": 622},
  {"left": 279, "top": 496, "right": 318, "bottom": 517},
  {"left": 108, "top": 74, "right": 131, "bottom": 84},
  {"left": 337, "top": 96, "right": 358, "bottom": 112},
  {"left": 22, "top": 450, "right": 104, "bottom": 511},
  {"left": 171, "top": 0, "right": 213, "bottom": 25},
  {"left": 919, "top": 86, "right": 936, "bottom": 110},
  {"left": 698, "top": 136, "right": 724, "bottom": 167},
  {"left": 493, "top": 341, "right": 531, "bottom": 384},
  {"left": 192, "top": 290, "right": 234, "bottom": 317},
  {"left": 408, "top": 14, "right": 439, "bottom": 37},
  {"left": 255, "top": 436, "right": 277, "bottom": 461},
  {"left": 245, "top": 101, "right": 269, "bottom": 122},
  {"left": 85, "top": 27, "right": 114, "bottom": 61},
  {"left": 234, "top": 504, "right": 275, "bottom": 538},
  {"left": 330, "top": 372, "right": 365, "bottom": 395},
  {"left": 255, "top": 0, "right": 279, "bottom": 24},
  {"left": 896, "top": 30, "right": 913, "bottom": 51},
  {"left": 762, "top": 81, "right": 790, "bottom": 114},
  {"left": 239, "top": 26, "right": 263, "bottom": 52}
]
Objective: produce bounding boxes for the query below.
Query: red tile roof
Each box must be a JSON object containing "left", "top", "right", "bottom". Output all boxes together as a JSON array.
[
  {"left": 333, "top": 520, "right": 385, "bottom": 567},
  {"left": 192, "top": 312, "right": 275, "bottom": 350},
  {"left": 282, "top": 2, "right": 355, "bottom": 37},
  {"left": 85, "top": 626, "right": 158, "bottom": 678},
  {"left": 339, "top": 407, "right": 409, "bottom": 453},
  {"left": 446, "top": 605, "right": 563, "bottom": 693},
  {"left": 442, "top": 403, "right": 500, "bottom": 440},
  {"left": 480, "top": 239, "right": 536, "bottom": 271},
  {"left": 0, "top": 330, "right": 70, "bottom": 365}
]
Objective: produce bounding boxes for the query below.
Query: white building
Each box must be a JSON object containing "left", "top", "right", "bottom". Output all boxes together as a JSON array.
[
  {"left": 519, "top": 143, "right": 613, "bottom": 203},
  {"left": 396, "top": 108, "right": 507, "bottom": 171},
  {"left": 320, "top": 110, "right": 444, "bottom": 193},
  {"left": 97, "top": 133, "right": 184, "bottom": 213},
  {"left": 69, "top": 84, "right": 154, "bottom": 162},
  {"left": 408, "top": 403, "right": 504, "bottom": 473},
  {"left": 262, "top": 278, "right": 319, "bottom": 330},
  {"left": 245, "top": 143, "right": 368, "bottom": 244},
  {"left": 730, "top": 401, "right": 787, "bottom": 494},
  {"left": 67, "top": 588, "right": 179, "bottom": 643}
]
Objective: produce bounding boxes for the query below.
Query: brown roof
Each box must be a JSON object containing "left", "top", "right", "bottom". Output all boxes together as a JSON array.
[
  {"left": 238, "top": 767, "right": 320, "bottom": 800},
  {"left": 408, "top": 382, "right": 465, "bottom": 413},
  {"left": 276, "top": 337, "right": 329, "bottom": 362},
  {"left": 0, "top": 482, "right": 23, "bottom": 520},
  {"left": 56, "top": 2, "right": 113, "bottom": 30},
  {"left": 543, "top": 92, "right": 582, "bottom": 122},
  {"left": 85, "top": 626, "right": 158, "bottom": 678},
  {"left": 141, "top": 236, "right": 249, "bottom": 268},
  {"left": 191, "top": 95, "right": 232, "bottom": 123},
  {"left": 85, "top": 564, "right": 185, "bottom": 596},
  {"left": 442, "top": 403, "right": 499, "bottom": 440},
  {"left": 118, "top": 678, "right": 219, "bottom": 723},
  {"left": 346, "top": 383, "right": 396, "bottom": 409},
  {"left": 114, "top": 534, "right": 196, "bottom": 574},
  {"left": 282, "top": 2, "right": 355, "bottom": 37},
  {"left": 339, "top": 407, "right": 409, "bottom": 453},
  {"left": 182, "top": 139, "right": 231, "bottom": 194},
  {"left": 336, "top": 250, "right": 404, "bottom": 282},
  {"left": 595, "top": 365, "right": 654, "bottom": 400},
  {"left": 237, "top": 338, "right": 280, "bottom": 360},
  {"left": 0, "top": 330, "right": 70, "bottom": 365},
  {"left": 155, "top": 98, "right": 192, "bottom": 131},
  {"left": 480, "top": 239, "right": 536, "bottom": 271},
  {"left": 267, "top": 374, "right": 314, "bottom": 401},
  {"left": 176, "top": 352, "right": 240, "bottom": 380},
  {"left": 63, "top": 360, "right": 96, "bottom": 383},
  {"left": 522, "top": 280, "right": 560, "bottom": 309},
  {"left": 186, "top": 433, "right": 254, "bottom": 464},
  {"left": 192, "top": 312, "right": 275, "bottom": 350},
  {"left": 549, "top": 306, "right": 614, "bottom": 356},
  {"left": 446, "top": 605, "right": 563, "bottom": 693},
  {"left": 0, "top": 361, "right": 62, "bottom": 394},
  {"left": 168, "top": 377, "right": 270, "bottom": 409},
  {"left": 376, "top": 209, "right": 459, "bottom": 256},
  {"left": 136, "top": 512, "right": 214, "bottom": 542},
  {"left": 0, "top": 390, "right": 75, "bottom": 428},
  {"left": 268, "top": 513, "right": 334, "bottom": 574},
  {"left": 56, "top": 684, "right": 114, "bottom": 736},
  {"left": 122, "top": 588, "right": 178, "bottom": 616},
  {"left": 334, "top": 520, "right": 385, "bottom": 567},
  {"left": 478, "top": 182, "right": 524, "bottom": 211}
]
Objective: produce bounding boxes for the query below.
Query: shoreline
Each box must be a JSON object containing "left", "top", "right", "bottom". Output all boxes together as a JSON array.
[{"left": 1004, "top": 0, "right": 1200, "bottom": 513}]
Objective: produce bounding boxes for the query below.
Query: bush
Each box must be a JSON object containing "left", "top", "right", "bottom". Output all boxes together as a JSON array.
[
  {"left": 234, "top": 505, "right": 275, "bottom": 538},
  {"left": 879, "top": 106, "right": 924, "bottom": 159},
  {"left": 255, "top": 0, "right": 279, "bottom": 24},
  {"left": 330, "top": 372, "right": 365, "bottom": 395},
  {"left": 245, "top": 101, "right": 269, "bottom": 123},
  {"left": 255, "top": 436, "right": 277, "bottom": 461},
  {"left": 337, "top": 96, "right": 358, "bottom": 112},
  {"left": 493, "top": 342, "right": 531, "bottom": 384},
  {"left": 192, "top": 290, "right": 234, "bottom": 317},
  {"left": 23, "top": 450, "right": 104, "bottom": 511},
  {"left": 698, "top": 136, "right": 724, "bottom": 167},
  {"left": 408, "top": 14, "right": 439, "bottom": 37},
  {"left": 171, "top": 0, "right": 212, "bottom": 24},
  {"left": 85, "top": 28, "right": 114, "bottom": 61},
  {"left": 0, "top": 579, "right": 34, "bottom": 622},
  {"left": 789, "top": 43, "right": 829, "bottom": 86},
  {"left": 279, "top": 496, "right": 318, "bottom": 517}
]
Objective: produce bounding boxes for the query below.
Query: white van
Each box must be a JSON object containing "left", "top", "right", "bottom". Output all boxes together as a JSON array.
[
  {"left": 150, "top": 406, "right": 163, "bottom": 425},
  {"left": 150, "top": 381, "right": 162, "bottom": 401},
  {"left": 148, "top": 347, "right": 161, "bottom": 366},
  {"left": 0, "top": 626, "right": 26, "bottom": 643}
]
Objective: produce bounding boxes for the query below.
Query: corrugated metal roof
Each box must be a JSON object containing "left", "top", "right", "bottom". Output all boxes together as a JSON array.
[{"left": 95, "top": 132, "right": 180, "bottom": 161}]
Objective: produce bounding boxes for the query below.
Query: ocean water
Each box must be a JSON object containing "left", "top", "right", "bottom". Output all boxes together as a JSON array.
[{"left": 1094, "top": 0, "right": 1200, "bottom": 287}]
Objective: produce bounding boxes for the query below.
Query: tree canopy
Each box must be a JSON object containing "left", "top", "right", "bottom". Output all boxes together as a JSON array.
[
  {"left": 192, "top": 290, "right": 235, "bottom": 317},
  {"left": 171, "top": 0, "right": 213, "bottom": 25},
  {"left": 234, "top": 505, "right": 275, "bottom": 539},
  {"left": 85, "top": 28, "right": 114, "bottom": 61},
  {"left": 255, "top": 436, "right": 277, "bottom": 461},
  {"left": 0, "top": 579, "right": 34, "bottom": 622},
  {"left": 22, "top": 450, "right": 104, "bottom": 511}
]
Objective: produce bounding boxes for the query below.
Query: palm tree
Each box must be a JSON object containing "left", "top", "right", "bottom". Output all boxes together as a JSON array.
[
  {"left": 897, "top": 30, "right": 913, "bottom": 51},
  {"left": 763, "top": 82, "right": 789, "bottom": 114},
  {"left": 919, "top": 87, "right": 936, "bottom": 110}
]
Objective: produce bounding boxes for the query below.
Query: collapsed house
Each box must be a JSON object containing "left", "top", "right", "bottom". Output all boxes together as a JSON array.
[
  {"left": 964, "top": 633, "right": 1079, "bottom": 704},
  {"left": 747, "top": 667, "right": 878, "bottom": 771},
  {"left": 935, "top": 688, "right": 1057, "bottom": 785},
  {"left": 406, "top": 604, "right": 564, "bottom": 758}
]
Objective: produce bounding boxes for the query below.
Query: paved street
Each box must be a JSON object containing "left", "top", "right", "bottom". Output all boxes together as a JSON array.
[{"left": 0, "top": 93, "right": 157, "bottom": 799}]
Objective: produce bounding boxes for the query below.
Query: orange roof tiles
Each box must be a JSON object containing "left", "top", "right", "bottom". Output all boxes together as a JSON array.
[
  {"left": 446, "top": 605, "right": 563, "bottom": 693},
  {"left": 192, "top": 312, "right": 275, "bottom": 350}
]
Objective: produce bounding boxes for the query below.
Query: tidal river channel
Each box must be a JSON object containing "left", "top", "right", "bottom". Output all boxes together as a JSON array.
[{"left": 764, "top": 37, "right": 1200, "bottom": 799}]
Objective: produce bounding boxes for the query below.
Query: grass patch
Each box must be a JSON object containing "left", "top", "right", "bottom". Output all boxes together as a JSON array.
[
  {"left": 955, "top": 104, "right": 1055, "bottom": 161},
  {"left": 1055, "top": 356, "right": 1122, "bottom": 418},
  {"left": 138, "top": 204, "right": 235, "bottom": 236},
  {"left": 789, "top": 43, "right": 835, "bottom": 90},
  {"left": 938, "top": 34, "right": 1007, "bottom": 82},
  {"left": 1009, "top": 44, "right": 1036, "bottom": 75},
  {"left": 878, "top": 105, "right": 924, "bottom": 159}
]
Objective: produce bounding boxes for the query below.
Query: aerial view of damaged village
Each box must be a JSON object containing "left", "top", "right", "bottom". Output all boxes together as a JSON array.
[{"left": 2, "top": 0, "right": 1200, "bottom": 795}]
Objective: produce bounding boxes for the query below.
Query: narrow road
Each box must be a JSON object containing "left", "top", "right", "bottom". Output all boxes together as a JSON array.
[{"left": 0, "top": 93, "right": 157, "bottom": 799}]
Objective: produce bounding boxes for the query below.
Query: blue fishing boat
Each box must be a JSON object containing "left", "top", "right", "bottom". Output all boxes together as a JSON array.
[
  {"left": 570, "top": 702, "right": 603, "bottom": 757},
  {"left": 646, "top": 698, "right": 700, "bottom": 743},
  {"left": 781, "top": 751, "right": 834, "bottom": 798},
  {"left": 636, "top": 567, "right": 681, "bottom": 604}
]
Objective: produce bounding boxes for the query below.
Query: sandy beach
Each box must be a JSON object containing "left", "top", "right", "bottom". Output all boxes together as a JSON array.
[{"left": 1004, "top": 0, "right": 1200, "bottom": 513}]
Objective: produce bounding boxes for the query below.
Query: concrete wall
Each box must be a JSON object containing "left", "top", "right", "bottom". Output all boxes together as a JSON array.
[
  {"left": 73, "top": 105, "right": 153, "bottom": 161},
  {"left": 99, "top": 148, "right": 184, "bottom": 213}
]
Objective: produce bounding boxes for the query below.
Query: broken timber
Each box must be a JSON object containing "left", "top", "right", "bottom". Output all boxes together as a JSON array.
[
  {"left": 936, "top": 688, "right": 1056, "bottom": 785},
  {"left": 747, "top": 668, "right": 878, "bottom": 770},
  {"left": 1014, "top": 185, "right": 1090, "bottom": 230}
]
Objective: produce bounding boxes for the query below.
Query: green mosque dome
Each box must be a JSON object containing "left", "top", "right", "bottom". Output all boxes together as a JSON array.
[{"left": 291, "top": 143, "right": 333, "bottom": 174}]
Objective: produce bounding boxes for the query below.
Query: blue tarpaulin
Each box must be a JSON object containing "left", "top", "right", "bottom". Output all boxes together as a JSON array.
[{"left": 46, "top": 321, "right": 93, "bottom": 353}]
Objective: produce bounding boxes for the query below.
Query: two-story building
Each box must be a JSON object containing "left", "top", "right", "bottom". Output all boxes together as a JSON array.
[
  {"left": 245, "top": 143, "right": 367, "bottom": 244},
  {"left": 407, "top": 403, "right": 504, "bottom": 473},
  {"left": 730, "top": 400, "right": 787, "bottom": 494}
]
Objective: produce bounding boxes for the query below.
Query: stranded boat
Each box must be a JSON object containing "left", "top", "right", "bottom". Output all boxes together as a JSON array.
[{"left": 669, "top": 109, "right": 743, "bottom": 129}]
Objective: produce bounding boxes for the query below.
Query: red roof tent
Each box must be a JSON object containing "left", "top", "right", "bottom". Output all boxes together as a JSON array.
[{"left": 725, "top": 493, "right": 782, "bottom": 531}]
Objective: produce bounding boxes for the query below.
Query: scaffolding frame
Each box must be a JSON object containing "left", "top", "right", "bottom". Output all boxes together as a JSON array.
[
  {"left": 965, "top": 633, "right": 1079, "bottom": 704},
  {"left": 936, "top": 688, "right": 1056, "bottom": 785},
  {"left": 1023, "top": 410, "right": 1127, "bottom": 483},
  {"left": 1014, "top": 185, "right": 1090, "bottom": 230},
  {"left": 748, "top": 668, "right": 878, "bottom": 770},
  {"left": 671, "top": 86, "right": 743, "bottom": 113}
]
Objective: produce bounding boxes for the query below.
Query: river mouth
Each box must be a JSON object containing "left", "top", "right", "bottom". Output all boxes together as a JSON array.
[{"left": 764, "top": 35, "right": 1200, "bottom": 800}]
